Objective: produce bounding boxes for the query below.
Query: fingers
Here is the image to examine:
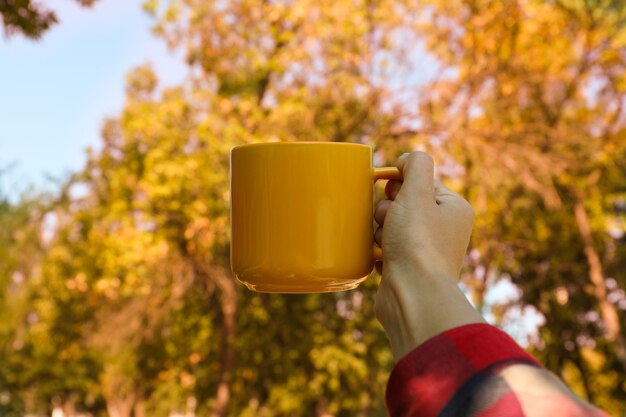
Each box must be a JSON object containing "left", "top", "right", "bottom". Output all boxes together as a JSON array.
[
  {"left": 384, "top": 180, "right": 402, "bottom": 200},
  {"left": 395, "top": 152, "right": 436, "bottom": 206},
  {"left": 375, "top": 199, "right": 392, "bottom": 225},
  {"left": 393, "top": 153, "right": 465, "bottom": 208},
  {"left": 373, "top": 152, "right": 475, "bottom": 283},
  {"left": 374, "top": 225, "right": 383, "bottom": 246},
  {"left": 374, "top": 199, "right": 391, "bottom": 247},
  {"left": 378, "top": 152, "right": 474, "bottom": 229}
]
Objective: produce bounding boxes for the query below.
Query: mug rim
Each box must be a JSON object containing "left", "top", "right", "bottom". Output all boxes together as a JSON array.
[{"left": 232, "top": 141, "right": 371, "bottom": 152}]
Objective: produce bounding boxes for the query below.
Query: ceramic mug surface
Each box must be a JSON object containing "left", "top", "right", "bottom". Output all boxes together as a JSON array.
[{"left": 230, "top": 142, "right": 400, "bottom": 293}]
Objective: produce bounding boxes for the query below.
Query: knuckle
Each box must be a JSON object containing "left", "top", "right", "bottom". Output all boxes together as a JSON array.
[
  {"left": 407, "top": 151, "right": 434, "bottom": 167},
  {"left": 376, "top": 199, "right": 390, "bottom": 210},
  {"left": 461, "top": 198, "right": 475, "bottom": 221},
  {"left": 374, "top": 227, "right": 383, "bottom": 244}
]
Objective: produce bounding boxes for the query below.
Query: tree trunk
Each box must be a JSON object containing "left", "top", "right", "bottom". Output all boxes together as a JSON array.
[
  {"left": 315, "top": 400, "right": 333, "bottom": 417},
  {"left": 185, "top": 396, "right": 197, "bottom": 417},
  {"left": 62, "top": 395, "right": 78, "bottom": 417},
  {"left": 133, "top": 397, "right": 146, "bottom": 417},
  {"left": 101, "top": 364, "right": 137, "bottom": 417},
  {"left": 191, "top": 263, "right": 237, "bottom": 417},
  {"left": 105, "top": 396, "right": 134, "bottom": 417},
  {"left": 573, "top": 198, "right": 626, "bottom": 370}
]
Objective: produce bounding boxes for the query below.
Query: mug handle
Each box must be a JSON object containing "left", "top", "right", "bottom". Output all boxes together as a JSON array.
[{"left": 372, "top": 167, "right": 403, "bottom": 261}]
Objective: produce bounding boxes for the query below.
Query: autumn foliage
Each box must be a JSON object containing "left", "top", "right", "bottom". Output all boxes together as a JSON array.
[{"left": 1, "top": 0, "right": 626, "bottom": 416}]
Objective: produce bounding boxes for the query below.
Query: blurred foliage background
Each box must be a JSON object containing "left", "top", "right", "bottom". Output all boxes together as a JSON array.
[{"left": 1, "top": 0, "right": 626, "bottom": 416}]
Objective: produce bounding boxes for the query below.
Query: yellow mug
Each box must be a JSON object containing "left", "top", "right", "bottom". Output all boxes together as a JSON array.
[{"left": 230, "top": 142, "right": 401, "bottom": 293}]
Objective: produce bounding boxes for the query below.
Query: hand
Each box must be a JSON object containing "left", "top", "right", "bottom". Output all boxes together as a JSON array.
[{"left": 373, "top": 152, "right": 484, "bottom": 361}]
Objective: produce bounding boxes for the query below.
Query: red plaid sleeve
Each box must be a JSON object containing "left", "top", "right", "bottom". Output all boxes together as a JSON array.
[{"left": 386, "top": 323, "right": 610, "bottom": 417}]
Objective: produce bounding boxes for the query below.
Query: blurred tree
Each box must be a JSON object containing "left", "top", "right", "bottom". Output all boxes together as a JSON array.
[
  {"left": 139, "top": 0, "right": 422, "bottom": 414},
  {"left": 0, "top": 188, "right": 33, "bottom": 417},
  {"left": 0, "top": 0, "right": 98, "bottom": 39},
  {"left": 0, "top": 187, "right": 98, "bottom": 416},
  {"left": 14, "top": 6, "right": 411, "bottom": 407},
  {"left": 3, "top": 0, "right": 626, "bottom": 416}
]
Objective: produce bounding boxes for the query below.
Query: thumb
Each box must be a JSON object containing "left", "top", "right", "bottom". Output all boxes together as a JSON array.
[{"left": 395, "top": 152, "right": 436, "bottom": 207}]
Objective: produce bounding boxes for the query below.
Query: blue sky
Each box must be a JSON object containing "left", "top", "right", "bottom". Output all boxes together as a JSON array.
[{"left": 0, "top": 0, "right": 186, "bottom": 198}]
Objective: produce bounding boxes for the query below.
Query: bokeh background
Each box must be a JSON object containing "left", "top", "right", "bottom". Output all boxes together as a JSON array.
[{"left": 1, "top": 0, "right": 625, "bottom": 416}]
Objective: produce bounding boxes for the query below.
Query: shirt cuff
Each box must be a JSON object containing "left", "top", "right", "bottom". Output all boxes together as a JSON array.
[{"left": 386, "top": 323, "right": 540, "bottom": 417}]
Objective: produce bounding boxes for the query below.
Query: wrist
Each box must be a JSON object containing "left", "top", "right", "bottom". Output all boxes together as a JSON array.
[
  {"left": 376, "top": 266, "right": 485, "bottom": 361},
  {"left": 384, "top": 252, "right": 459, "bottom": 285}
]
